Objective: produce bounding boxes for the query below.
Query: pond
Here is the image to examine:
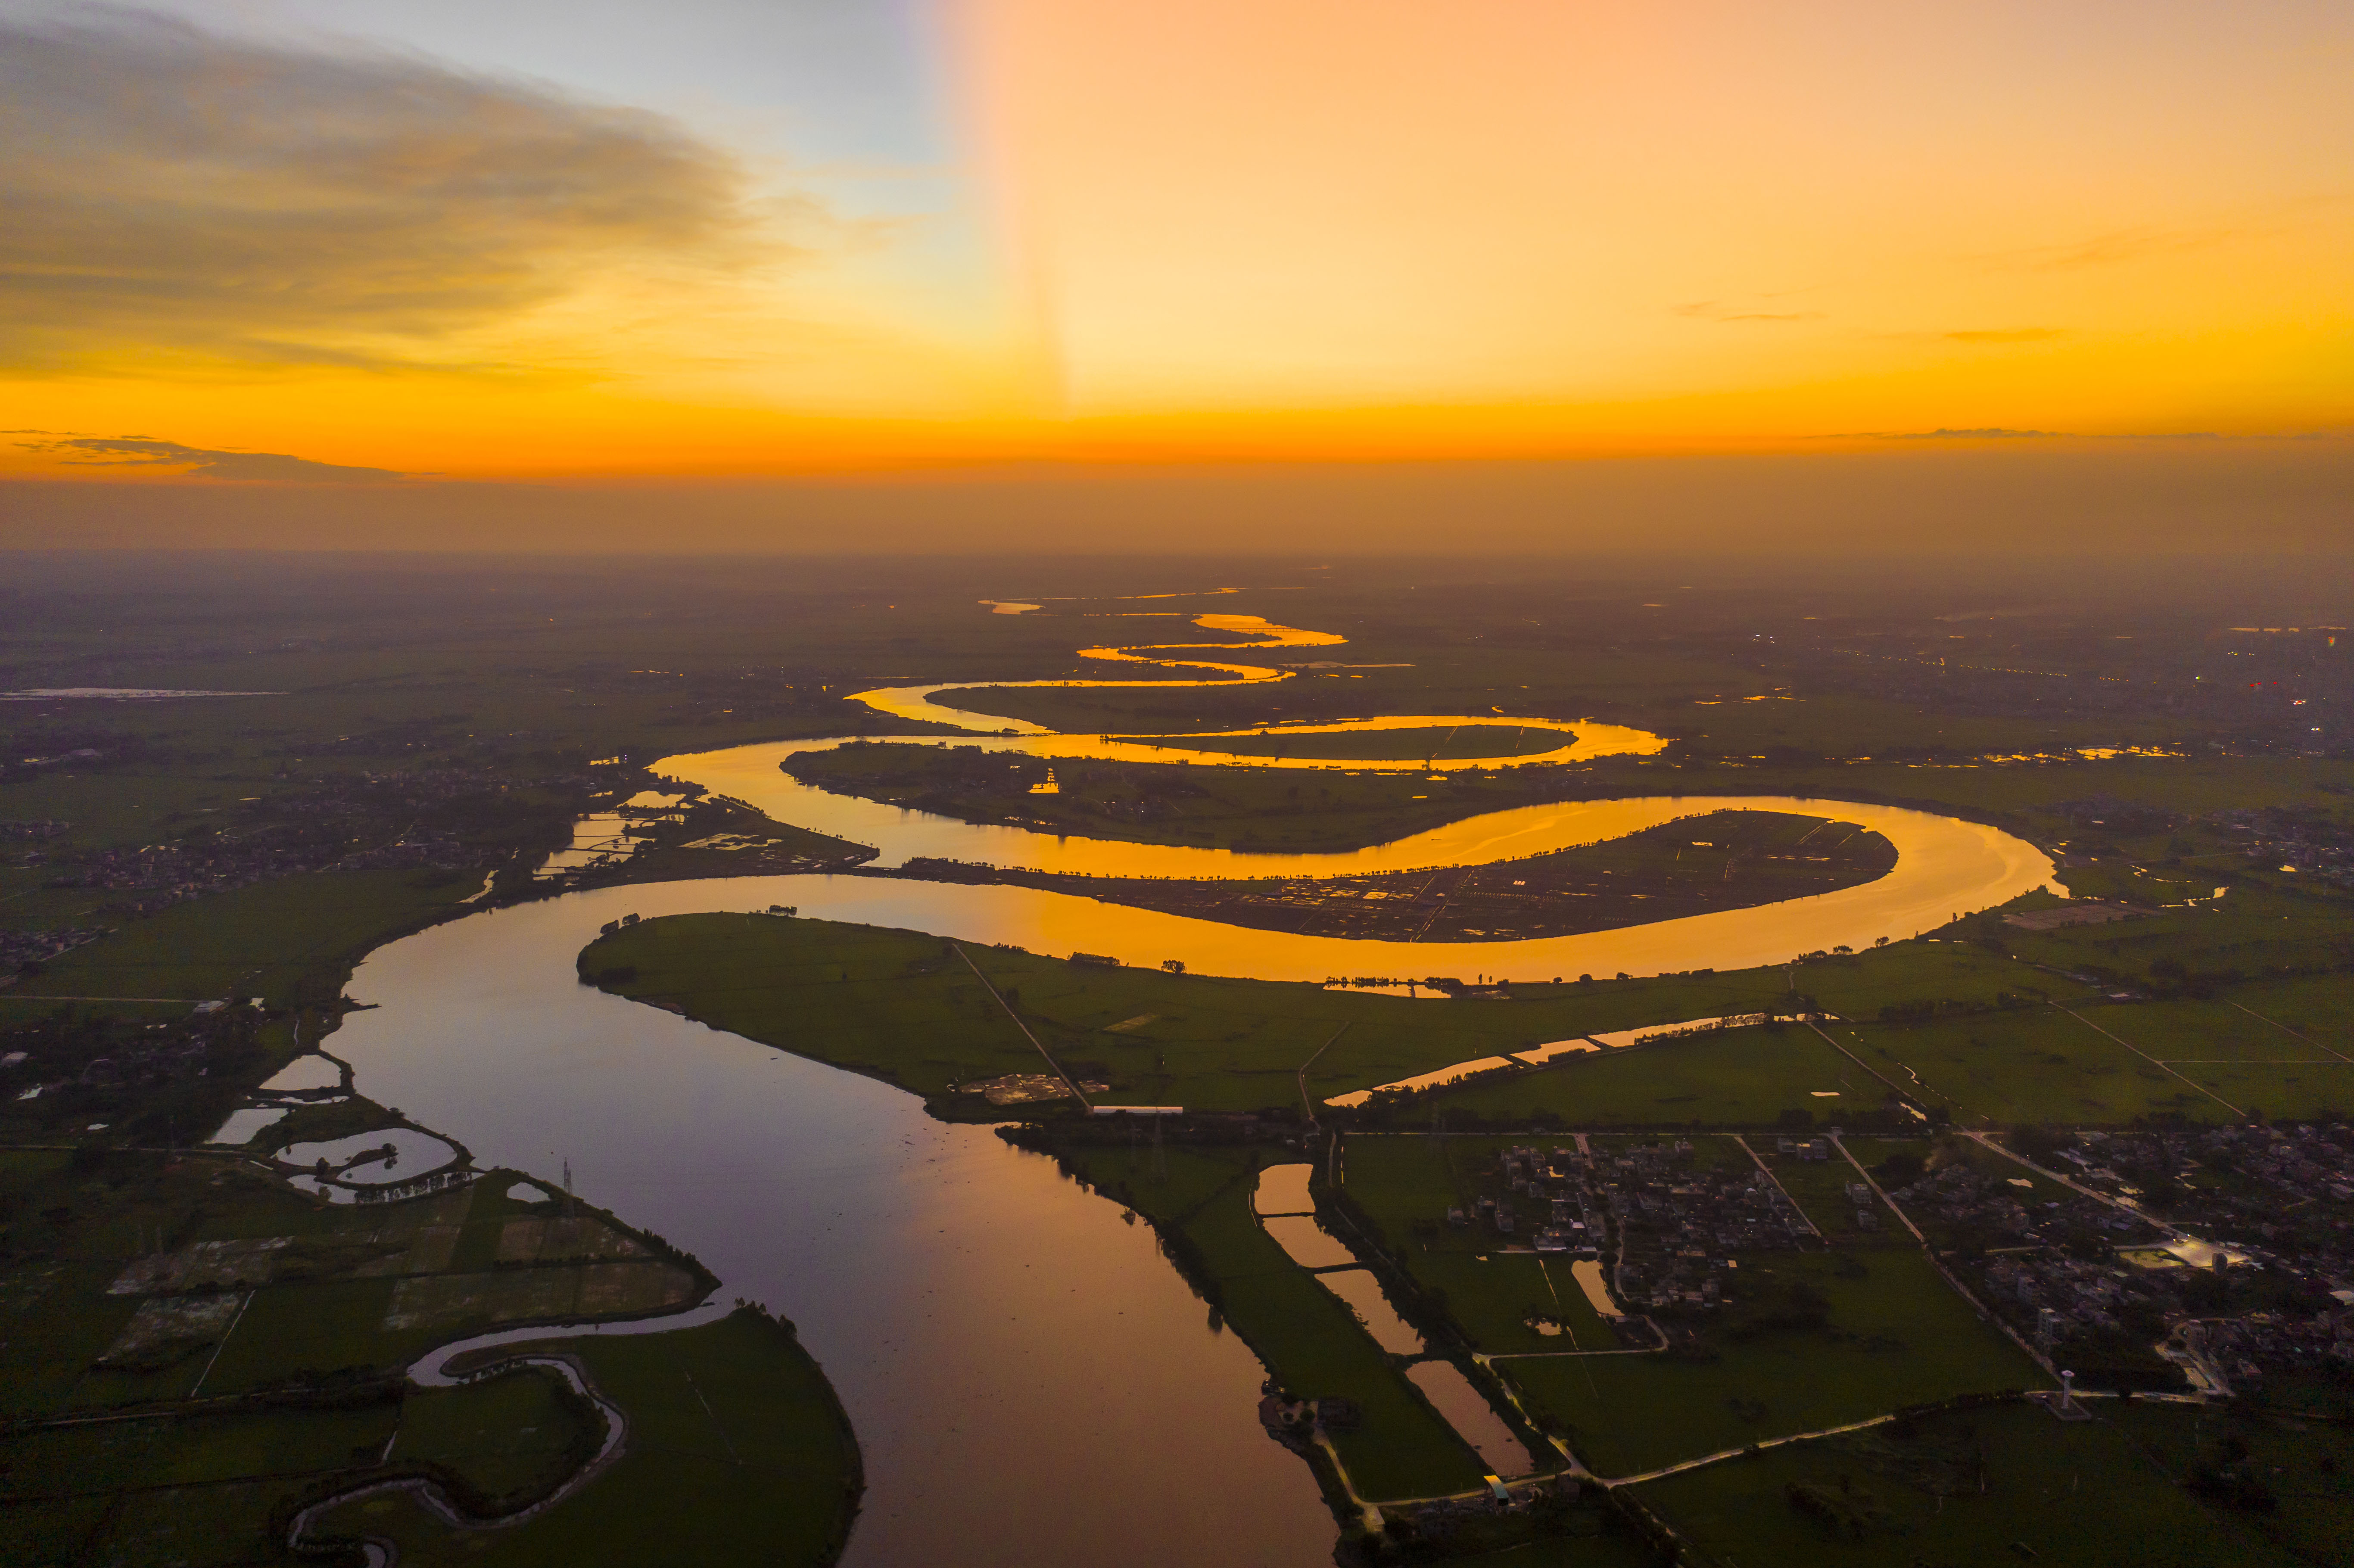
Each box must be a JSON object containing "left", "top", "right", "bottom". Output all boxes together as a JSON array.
[
  {"left": 1404, "top": 1361, "right": 1538, "bottom": 1477},
  {"left": 1252, "top": 1163, "right": 1315, "bottom": 1216},
  {"left": 1570, "top": 1259, "right": 1625, "bottom": 1319},
  {"left": 1260, "top": 1214, "right": 1359, "bottom": 1271},
  {"left": 204, "top": 1106, "right": 287, "bottom": 1146},
  {"left": 278, "top": 1128, "right": 461, "bottom": 1182},
  {"left": 1315, "top": 1270, "right": 1425, "bottom": 1356}
]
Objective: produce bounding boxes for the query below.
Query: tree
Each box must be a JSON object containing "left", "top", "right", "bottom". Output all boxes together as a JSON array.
[
  {"left": 1874, "top": 1150, "right": 1926, "bottom": 1187},
  {"left": 2011, "top": 1124, "right": 2068, "bottom": 1164}
]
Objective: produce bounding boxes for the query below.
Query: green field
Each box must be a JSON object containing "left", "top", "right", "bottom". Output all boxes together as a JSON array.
[
  {"left": 1633, "top": 1399, "right": 2310, "bottom": 1568},
  {"left": 2104, "top": 1396, "right": 2354, "bottom": 1564},
  {"left": 0, "top": 1139, "right": 861, "bottom": 1565},
  {"left": 579, "top": 905, "right": 2354, "bottom": 1135},
  {"left": 1813, "top": 991, "right": 2354, "bottom": 1128},
  {"left": 0, "top": 1397, "right": 405, "bottom": 1566},
  {"left": 579, "top": 908, "right": 2174, "bottom": 1120},
  {"left": 390, "top": 1364, "right": 599, "bottom": 1508},
  {"left": 0, "top": 1149, "right": 716, "bottom": 1411},
  {"left": 1503, "top": 1244, "right": 2044, "bottom": 1478},
  {"left": 1435, "top": 980, "right": 2354, "bottom": 1132},
  {"left": 304, "top": 1308, "right": 860, "bottom": 1568},
  {"left": 3, "top": 869, "right": 474, "bottom": 1013}
]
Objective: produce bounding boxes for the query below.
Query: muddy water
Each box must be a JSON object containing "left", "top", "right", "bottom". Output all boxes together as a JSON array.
[
  {"left": 331, "top": 882, "right": 1334, "bottom": 1568},
  {"left": 663, "top": 605, "right": 2055, "bottom": 971},
  {"left": 592, "top": 835, "right": 2053, "bottom": 986},
  {"left": 844, "top": 616, "right": 1341, "bottom": 732},
  {"left": 1261, "top": 1214, "right": 1359, "bottom": 1271},
  {"left": 1252, "top": 1164, "right": 1316, "bottom": 1216},
  {"left": 666, "top": 756, "right": 2058, "bottom": 978},
  {"left": 1315, "top": 1270, "right": 1426, "bottom": 1356},
  {"left": 1570, "top": 1259, "right": 1625, "bottom": 1319},
  {"left": 844, "top": 618, "right": 1659, "bottom": 772},
  {"left": 204, "top": 1106, "right": 288, "bottom": 1145},
  {"left": 1323, "top": 1056, "right": 1520, "bottom": 1110},
  {"left": 1246, "top": 1169, "right": 1426, "bottom": 1355},
  {"left": 1403, "top": 1362, "right": 1536, "bottom": 1477}
]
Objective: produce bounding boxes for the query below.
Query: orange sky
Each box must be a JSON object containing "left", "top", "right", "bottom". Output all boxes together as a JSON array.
[{"left": 0, "top": 0, "right": 2347, "bottom": 538}]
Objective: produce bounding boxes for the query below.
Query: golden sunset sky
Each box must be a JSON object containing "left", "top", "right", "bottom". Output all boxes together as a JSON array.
[{"left": 1, "top": 0, "right": 2347, "bottom": 548}]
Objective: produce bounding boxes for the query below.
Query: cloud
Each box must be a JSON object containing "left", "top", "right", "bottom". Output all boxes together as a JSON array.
[
  {"left": 18, "top": 435, "right": 401, "bottom": 482},
  {"left": 0, "top": 13, "right": 777, "bottom": 374},
  {"left": 1818, "top": 428, "right": 2063, "bottom": 440},
  {"left": 1674, "top": 302, "right": 1824, "bottom": 323},
  {"left": 1943, "top": 328, "right": 2068, "bottom": 344},
  {"left": 1896, "top": 428, "right": 2058, "bottom": 439}
]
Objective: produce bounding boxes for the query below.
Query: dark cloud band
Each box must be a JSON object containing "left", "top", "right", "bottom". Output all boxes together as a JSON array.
[
  {"left": 20, "top": 436, "right": 400, "bottom": 482},
  {"left": 0, "top": 13, "right": 763, "bottom": 374}
]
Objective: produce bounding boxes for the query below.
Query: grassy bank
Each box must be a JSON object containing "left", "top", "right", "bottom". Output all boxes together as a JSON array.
[
  {"left": 303, "top": 1307, "right": 861, "bottom": 1566},
  {"left": 1633, "top": 1398, "right": 2313, "bottom": 1568},
  {"left": 1044, "top": 1140, "right": 1490, "bottom": 1504}
]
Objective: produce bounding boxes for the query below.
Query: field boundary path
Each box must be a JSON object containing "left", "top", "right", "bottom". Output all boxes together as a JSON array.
[
  {"left": 1298, "top": 1022, "right": 1348, "bottom": 1128},
  {"left": 2056, "top": 1004, "right": 2245, "bottom": 1117},
  {"left": 954, "top": 942, "right": 1092, "bottom": 1108}
]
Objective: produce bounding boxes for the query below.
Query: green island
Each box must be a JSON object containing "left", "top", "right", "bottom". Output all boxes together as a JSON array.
[{"left": 879, "top": 806, "right": 1901, "bottom": 942}]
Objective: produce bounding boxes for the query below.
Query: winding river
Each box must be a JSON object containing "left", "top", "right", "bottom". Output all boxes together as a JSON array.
[
  {"left": 324, "top": 607, "right": 2059, "bottom": 1565},
  {"left": 663, "top": 612, "right": 2058, "bottom": 978}
]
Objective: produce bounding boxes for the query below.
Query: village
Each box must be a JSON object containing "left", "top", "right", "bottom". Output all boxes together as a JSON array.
[
  {"left": 5, "top": 766, "right": 582, "bottom": 927},
  {"left": 1454, "top": 1140, "right": 1821, "bottom": 1319},
  {"left": 1912, "top": 1123, "right": 2354, "bottom": 1389},
  {"left": 1423, "top": 1118, "right": 2354, "bottom": 1401}
]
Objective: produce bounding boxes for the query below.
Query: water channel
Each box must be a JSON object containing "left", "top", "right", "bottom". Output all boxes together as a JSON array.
[
  {"left": 333, "top": 880, "right": 1336, "bottom": 1568},
  {"left": 321, "top": 609, "right": 2062, "bottom": 1562}
]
